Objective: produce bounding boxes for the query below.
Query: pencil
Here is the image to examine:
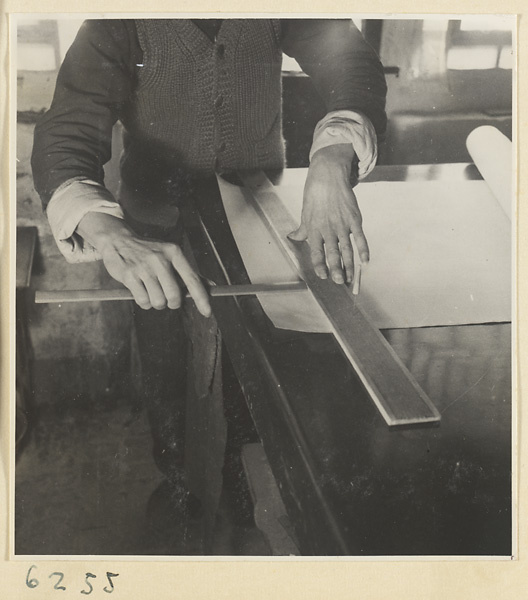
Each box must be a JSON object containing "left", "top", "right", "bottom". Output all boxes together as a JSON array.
[{"left": 352, "top": 263, "right": 362, "bottom": 296}]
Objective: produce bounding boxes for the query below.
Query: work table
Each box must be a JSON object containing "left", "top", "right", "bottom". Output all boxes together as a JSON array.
[{"left": 184, "top": 163, "right": 512, "bottom": 556}]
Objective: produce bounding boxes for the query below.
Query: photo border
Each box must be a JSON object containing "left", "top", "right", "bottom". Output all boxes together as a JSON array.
[{"left": 1, "top": 2, "right": 525, "bottom": 598}]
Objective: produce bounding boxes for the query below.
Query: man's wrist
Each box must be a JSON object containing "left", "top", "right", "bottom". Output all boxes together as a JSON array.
[
  {"left": 77, "top": 212, "right": 132, "bottom": 254},
  {"left": 310, "top": 110, "right": 378, "bottom": 180},
  {"left": 311, "top": 142, "right": 356, "bottom": 163},
  {"left": 46, "top": 178, "right": 126, "bottom": 264},
  {"left": 310, "top": 143, "right": 358, "bottom": 182}
]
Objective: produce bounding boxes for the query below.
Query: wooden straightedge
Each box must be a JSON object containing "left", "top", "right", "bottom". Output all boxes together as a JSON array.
[{"left": 239, "top": 171, "right": 441, "bottom": 428}]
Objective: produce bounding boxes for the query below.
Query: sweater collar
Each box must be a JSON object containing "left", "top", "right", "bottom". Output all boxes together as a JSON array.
[
  {"left": 191, "top": 18, "right": 223, "bottom": 42},
  {"left": 175, "top": 19, "right": 243, "bottom": 56}
]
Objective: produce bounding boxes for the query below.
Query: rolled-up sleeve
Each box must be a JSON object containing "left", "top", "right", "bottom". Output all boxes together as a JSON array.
[{"left": 46, "top": 178, "right": 125, "bottom": 263}]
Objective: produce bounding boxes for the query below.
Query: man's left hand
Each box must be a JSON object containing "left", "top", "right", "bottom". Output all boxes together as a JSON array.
[{"left": 289, "top": 143, "right": 369, "bottom": 285}]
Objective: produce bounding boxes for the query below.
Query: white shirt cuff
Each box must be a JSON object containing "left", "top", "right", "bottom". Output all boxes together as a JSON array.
[
  {"left": 46, "top": 178, "right": 124, "bottom": 263},
  {"left": 309, "top": 110, "right": 378, "bottom": 179}
]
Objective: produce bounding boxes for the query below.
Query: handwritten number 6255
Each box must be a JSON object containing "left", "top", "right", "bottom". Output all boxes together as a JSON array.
[{"left": 25, "top": 566, "right": 118, "bottom": 594}]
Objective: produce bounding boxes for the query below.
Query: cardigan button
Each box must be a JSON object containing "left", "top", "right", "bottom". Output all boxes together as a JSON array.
[
  {"left": 214, "top": 95, "right": 224, "bottom": 108},
  {"left": 216, "top": 44, "right": 225, "bottom": 58},
  {"left": 218, "top": 142, "right": 227, "bottom": 152}
]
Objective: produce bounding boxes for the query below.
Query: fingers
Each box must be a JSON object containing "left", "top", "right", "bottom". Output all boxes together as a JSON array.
[
  {"left": 287, "top": 223, "right": 307, "bottom": 242},
  {"left": 170, "top": 248, "right": 211, "bottom": 318},
  {"left": 156, "top": 274, "right": 183, "bottom": 310},
  {"left": 349, "top": 220, "right": 370, "bottom": 265},
  {"left": 102, "top": 237, "right": 211, "bottom": 315},
  {"left": 123, "top": 275, "right": 152, "bottom": 310},
  {"left": 142, "top": 273, "right": 171, "bottom": 311},
  {"left": 338, "top": 234, "right": 355, "bottom": 284},
  {"left": 302, "top": 222, "right": 362, "bottom": 285},
  {"left": 324, "top": 238, "right": 344, "bottom": 284},
  {"left": 150, "top": 258, "right": 182, "bottom": 310},
  {"left": 307, "top": 229, "right": 365, "bottom": 286},
  {"left": 320, "top": 234, "right": 355, "bottom": 285},
  {"left": 345, "top": 191, "right": 370, "bottom": 265},
  {"left": 103, "top": 253, "right": 153, "bottom": 310},
  {"left": 146, "top": 246, "right": 209, "bottom": 314},
  {"left": 308, "top": 233, "right": 328, "bottom": 280},
  {"left": 122, "top": 266, "right": 171, "bottom": 311}
]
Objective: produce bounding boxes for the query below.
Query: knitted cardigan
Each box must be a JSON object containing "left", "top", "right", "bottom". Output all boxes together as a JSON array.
[
  {"left": 32, "top": 19, "right": 388, "bottom": 215},
  {"left": 119, "top": 19, "right": 285, "bottom": 203}
]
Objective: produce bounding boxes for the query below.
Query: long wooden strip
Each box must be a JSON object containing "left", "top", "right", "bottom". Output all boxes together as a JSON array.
[
  {"left": 240, "top": 171, "right": 441, "bottom": 427},
  {"left": 35, "top": 281, "right": 307, "bottom": 304}
]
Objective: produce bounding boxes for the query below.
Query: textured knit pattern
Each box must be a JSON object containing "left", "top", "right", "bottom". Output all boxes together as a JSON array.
[
  {"left": 121, "top": 19, "right": 285, "bottom": 184},
  {"left": 32, "top": 19, "right": 388, "bottom": 208}
]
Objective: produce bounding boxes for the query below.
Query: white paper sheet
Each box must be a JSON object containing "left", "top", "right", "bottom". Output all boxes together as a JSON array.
[{"left": 218, "top": 170, "right": 511, "bottom": 331}]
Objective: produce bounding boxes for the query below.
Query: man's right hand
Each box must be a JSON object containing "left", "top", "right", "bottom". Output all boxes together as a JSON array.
[{"left": 76, "top": 212, "right": 211, "bottom": 315}]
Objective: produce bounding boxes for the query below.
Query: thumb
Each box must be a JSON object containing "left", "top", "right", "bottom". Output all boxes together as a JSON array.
[{"left": 287, "top": 222, "right": 307, "bottom": 242}]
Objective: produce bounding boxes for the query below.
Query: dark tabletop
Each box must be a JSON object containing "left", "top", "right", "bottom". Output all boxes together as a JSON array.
[{"left": 186, "top": 164, "right": 512, "bottom": 556}]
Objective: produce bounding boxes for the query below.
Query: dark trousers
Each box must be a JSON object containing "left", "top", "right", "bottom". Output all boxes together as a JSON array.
[
  {"left": 126, "top": 212, "right": 190, "bottom": 484},
  {"left": 126, "top": 211, "right": 228, "bottom": 526},
  {"left": 124, "top": 203, "right": 255, "bottom": 530},
  {"left": 133, "top": 305, "right": 188, "bottom": 482}
]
